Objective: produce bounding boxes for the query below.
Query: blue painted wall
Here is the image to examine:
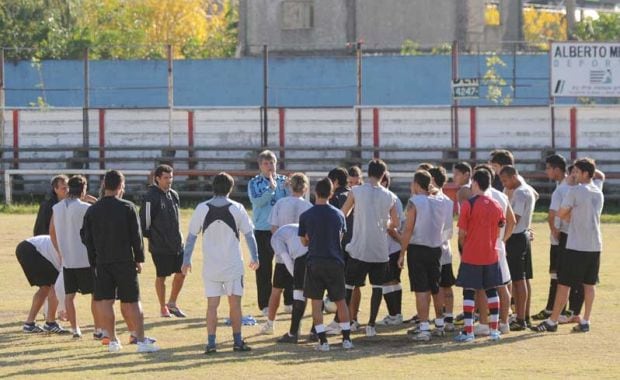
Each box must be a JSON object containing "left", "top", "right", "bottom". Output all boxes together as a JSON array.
[{"left": 4, "top": 54, "right": 557, "bottom": 108}]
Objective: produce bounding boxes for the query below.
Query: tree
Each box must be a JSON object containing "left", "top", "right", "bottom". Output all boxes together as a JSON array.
[
  {"left": 574, "top": 12, "right": 620, "bottom": 42},
  {"left": 523, "top": 7, "right": 567, "bottom": 50},
  {"left": 483, "top": 54, "right": 512, "bottom": 106}
]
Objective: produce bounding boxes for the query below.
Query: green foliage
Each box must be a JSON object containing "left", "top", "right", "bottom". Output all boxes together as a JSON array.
[
  {"left": 431, "top": 43, "right": 452, "bottom": 55},
  {"left": 483, "top": 54, "right": 513, "bottom": 106},
  {"left": 400, "top": 39, "right": 421, "bottom": 56},
  {"left": 574, "top": 12, "right": 620, "bottom": 41}
]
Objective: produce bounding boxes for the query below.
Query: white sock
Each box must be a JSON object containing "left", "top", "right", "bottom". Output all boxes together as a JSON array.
[
  {"left": 419, "top": 321, "right": 430, "bottom": 331},
  {"left": 546, "top": 318, "right": 557, "bottom": 326},
  {"left": 581, "top": 319, "right": 590, "bottom": 325},
  {"left": 340, "top": 322, "right": 351, "bottom": 331}
]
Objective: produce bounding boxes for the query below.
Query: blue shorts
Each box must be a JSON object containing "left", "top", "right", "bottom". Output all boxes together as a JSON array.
[{"left": 456, "top": 262, "right": 502, "bottom": 290}]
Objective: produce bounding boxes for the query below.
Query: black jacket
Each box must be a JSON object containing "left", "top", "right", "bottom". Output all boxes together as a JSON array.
[
  {"left": 33, "top": 191, "right": 59, "bottom": 236},
  {"left": 139, "top": 185, "right": 183, "bottom": 256},
  {"left": 81, "top": 196, "right": 145, "bottom": 266}
]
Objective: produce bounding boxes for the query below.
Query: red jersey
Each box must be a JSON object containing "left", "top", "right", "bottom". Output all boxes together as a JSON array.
[{"left": 458, "top": 194, "right": 505, "bottom": 265}]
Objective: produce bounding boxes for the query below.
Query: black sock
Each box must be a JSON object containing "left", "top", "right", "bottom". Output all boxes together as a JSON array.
[
  {"left": 569, "top": 285, "right": 584, "bottom": 315},
  {"left": 394, "top": 290, "right": 403, "bottom": 315},
  {"left": 318, "top": 332, "right": 327, "bottom": 344},
  {"left": 342, "top": 329, "right": 351, "bottom": 341},
  {"left": 383, "top": 292, "right": 395, "bottom": 316},
  {"left": 545, "top": 279, "right": 558, "bottom": 311},
  {"left": 369, "top": 287, "right": 382, "bottom": 326},
  {"left": 289, "top": 300, "right": 306, "bottom": 336}
]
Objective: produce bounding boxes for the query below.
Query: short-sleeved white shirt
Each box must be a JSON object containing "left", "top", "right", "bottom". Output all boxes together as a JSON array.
[
  {"left": 52, "top": 198, "right": 90, "bottom": 269},
  {"left": 561, "top": 183, "right": 604, "bottom": 252},
  {"left": 387, "top": 191, "right": 405, "bottom": 255},
  {"left": 435, "top": 191, "right": 454, "bottom": 265},
  {"left": 345, "top": 183, "right": 395, "bottom": 263},
  {"left": 271, "top": 224, "right": 308, "bottom": 261},
  {"left": 187, "top": 199, "right": 254, "bottom": 282},
  {"left": 27, "top": 235, "right": 61, "bottom": 271},
  {"left": 269, "top": 196, "right": 313, "bottom": 229}
]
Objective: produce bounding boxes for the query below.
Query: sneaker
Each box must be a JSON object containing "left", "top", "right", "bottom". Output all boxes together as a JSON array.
[
  {"left": 530, "top": 320, "right": 558, "bottom": 333},
  {"left": 23, "top": 323, "right": 44, "bottom": 333},
  {"left": 431, "top": 327, "right": 445, "bottom": 337},
  {"left": 283, "top": 304, "right": 293, "bottom": 314},
  {"left": 489, "top": 330, "right": 501, "bottom": 341},
  {"left": 454, "top": 332, "right": 475, "bottom": 343},
  {"left": 474, "top": 324, "right": 490, "bottom": 336},
  {"left": 204, "top": 345, "right": 217, "bottom": 354},
  {"left": 454, "top": 313, "right": 465, "bottom": 325},
  {"left": 277, "top": 332, "right": 298, "bottom": 344},
  {"left": 532, "top": 309, "right": 551, "bottom": 321},
  {"left": 167, "top": 304, "right": 187, "bottom": 318},
  {"left": 93, "top": 331, "right": 104, "bottom": 340},
  {"left": 412, "top": 330, "right": 431, "bottom": 342},
  {"left": 108, "top": 340, "right": 122, "bottom": 353},
  {"left": 315, "top": 342, "right": 330, "bottom": 352},
  {"left": 325, "top": 320, "right": 342, "bottom": 335},
  {"left": 130, "top": 336, "right": 157, "bottom": 345},
  {"left": 499, "top": 322, "right": 510, "bottom": 334},
  {"left": 406, "top": 326, "right": 419, "bottom": 335},
  {"left": 444, "top": 322, "right": 455, "bottom": 332},
  {"left": 377, "top": 314, "right": 403, "bottom": 326},
  {"left": 43, "top": 322, "right": 70, "bottom": 335},
  {"left": 72, "top": 330, "right": 82, "bottom": 339},
  {"left": 509, "top": 320, "right": 527, "bottom": 331},
  {"left": 365, "top": 325, "right": 377, "bottom": 337},
  {"left": 350, "top": 320, "right": 361, "bottom": 332},
  {"left": 342, "top": 339, "right": 354, "bottom": 349},
  {"left": 558, "top": 310, "right": 575, "bottom": 324},
  {"left": 405, "top": 315, "right": 421, "bottom": 325},
  {"left": 260, "top": 322, "right": 274, "bottom": 335},
  {"left": 233, "top": 340, "right": 252, "bottom": 352},
  {"left": 161, "top": 306, "right": 171, "bottom": 318},
  {"left": 571, "top": 323, "right": 590, "bottom": 333},
  {"left": 137, "top": 340, "right": 160, "bottom": 353}
]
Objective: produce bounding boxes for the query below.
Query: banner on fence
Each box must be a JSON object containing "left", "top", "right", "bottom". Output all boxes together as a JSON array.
[{"left": 551, "top": 42, "right": 620, "bottom": 97}]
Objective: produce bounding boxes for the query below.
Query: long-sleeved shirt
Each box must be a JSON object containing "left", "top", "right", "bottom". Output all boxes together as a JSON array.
[
  {"left": 33, "top": 191, "right": 60, "bottom": 236},
  {"left": 247, "top": 173, "right": 288, "bottom": 231},
  {"left": 81, "top": 196, "right": 145, "bottom": 266},
  {"left": 139, "top": 185, "right": 183, "bottom": 256}
]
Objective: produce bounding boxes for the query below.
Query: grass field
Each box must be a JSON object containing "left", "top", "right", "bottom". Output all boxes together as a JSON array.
[{"left": 1, "top": 210, "right": 619, "bottom": 379}]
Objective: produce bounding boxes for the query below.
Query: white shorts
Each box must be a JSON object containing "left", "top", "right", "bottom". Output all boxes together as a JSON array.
[
  {"left": 496, "top": 239, "right": 511, "bottom": 284},
  {"left": 204, "top": 277, "right": 244, "bottom": 298}
]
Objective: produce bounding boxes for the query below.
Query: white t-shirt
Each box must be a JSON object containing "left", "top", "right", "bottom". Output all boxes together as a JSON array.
[
  {"left": 409, "top": 194, "right": 452, "bottom": 249},
  {"left": 27, "top": 235, "right": 61, "bottom": 271},
  {"left": 561, "top": 183, "right": 604, "bottom": 252},
  {"left": 52, "top": 198, "right": 90, "bottom": 269},
  {"left": 510, "top": 183, "right": 536, "bottom": 234},
  {"left": 271, "top": 224, "right": 308, "bottom": 261},
  {"left": 187, "top": 199, "right": 254, "bottom": 282},
  {"left": 549, "top": 179, "right": 572, "bottom": 245},
  {"left": 487, "top": 188, "right": 511, "bottom": 283},
  {"left": 387, "top": 191, "right": 405, "bottom": 255},
  {"left": 269, "top": 196, "right": 313, "bottom": 228},
  {"left": 345, "top": 183, "right": 395, "bottom": 263}
]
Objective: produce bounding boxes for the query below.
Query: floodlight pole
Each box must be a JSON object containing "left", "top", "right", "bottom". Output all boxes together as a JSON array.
[
  {"left": 356, "top": 41, "right": 363, "bottom": 152},
  {"left": 167, "top": 44, "right": 174, "bottom": 147},
  {"left": 83, "top": 47, "right": 90, "bottom": 168},
  {"left": 262, "top": 44, "right": 269, "bottom": 147},
  {"left": 0, "top": 48, "right": 5, "bottom": 153},
  {"left": 451, "top": 40, "right": 459, "bottom": 150}
]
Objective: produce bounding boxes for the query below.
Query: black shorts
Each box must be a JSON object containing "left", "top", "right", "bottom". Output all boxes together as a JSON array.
[
  {"left": 293, "top": 254, "right": 308, "bottom": 290},
  {"left": 273, "top": 263, "right": 293, "bottom": 289},
  {"left": 386, "top": 251, "right": 402, "bottom": 283},
  {"left": 345, "top": 258, "right": 388, "bottom": 287},
  {"left": 506, "top": 232, "right": 527, "bottom": 281},
  {"left": 304, "top": 259, "right": 346, "bottom": 301},
  {"left": 152, "top": 253, "right": 183, "bottom": 277},
  {"left": 439, "top": 263, "right": 456, "bottom": 288},
  {"left": 558, "top": 249, "right": 600, "bottom": 288},
  {"left": 64, "top": 267, "right": 95, "bottom": 295},
  {"left": 456, "top": 262, "right": 502, "bottom": 290},
  {"left": 16, "top": 241, "right": 59, "bottom": 287},
  {"left": 406, "top": 244, "right": 442, "bottom": 294},
  {"left": 94, "top": 262, "right": 140, "bottom": 303},
  {"left": 555, "top": 232, "right": 568, "bottom": 274},
  {"left": 524, "top": 231, "right": 533, "bottom": 280}
]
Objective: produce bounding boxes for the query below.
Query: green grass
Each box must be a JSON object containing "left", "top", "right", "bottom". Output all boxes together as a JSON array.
[{"left": 1, "top": 213, "right": 620, "bottom": 379}]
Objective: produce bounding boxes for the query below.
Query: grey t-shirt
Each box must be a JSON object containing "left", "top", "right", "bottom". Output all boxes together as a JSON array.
[
  {"left": 561, "top": 183, "right": 604, "bottom": 252},
  {"left": 409, "top": 193, "right": 452, "bottom": 249},
  {"left": 510, "top": 183, "right": 536, "bottom": 234},
  {"left": 345, "top": 183, "right": 395, "bottom": 263},
  {"left": 549, "top": 179, "right": 572, "bottom": 245}
]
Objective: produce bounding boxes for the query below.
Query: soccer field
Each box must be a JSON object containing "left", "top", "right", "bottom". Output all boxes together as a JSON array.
[{"left": 1, "top": 211, "right": 619, "bottom": 379}]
